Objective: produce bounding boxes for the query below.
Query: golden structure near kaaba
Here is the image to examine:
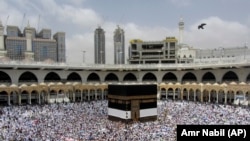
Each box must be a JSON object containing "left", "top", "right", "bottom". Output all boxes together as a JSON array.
[{"left": 107, "top": 83, "right": 157, "bottom": 122}]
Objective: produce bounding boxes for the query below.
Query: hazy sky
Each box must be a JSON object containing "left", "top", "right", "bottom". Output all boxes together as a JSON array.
[{"left": 0, "top": 0, "right": 250, "bottom": 64}]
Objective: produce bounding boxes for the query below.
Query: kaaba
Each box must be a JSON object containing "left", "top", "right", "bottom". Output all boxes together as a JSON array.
[{"left": 108, "top": 83, "right": 157, "bottom": 122}]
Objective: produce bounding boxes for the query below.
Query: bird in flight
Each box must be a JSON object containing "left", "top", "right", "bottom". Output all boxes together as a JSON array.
[{"left": 198, "top": 23, "right": 206, "bottom": 29}]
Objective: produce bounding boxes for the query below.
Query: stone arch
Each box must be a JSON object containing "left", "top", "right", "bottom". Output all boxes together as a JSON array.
[
  {"left": 19, "top": 71, "right": 38, "bottom": 84},
  {"left": 160, "top": 87, "right": 166, "bottom": 100},
  {"left": 123, "top": 73, "right": 137, "bottom": 81},
  {"left": 218, "top": 89, "right": 225, "bottom": 104},
  {"left": 105, "top": 73, "right": 119, "bottom": 82},
  {"left": 31, "top": 90, "right": 39, "bottom": 104},
  {"left": 44, "top": 72, "right": 61, "bottom": 83},
  {"left": 246, "top": 73, "right": 250, "bottom": 83},
  {"left": 49, "top": 90, "right": 57, "bottom": 104},
  {"left": 73, "top": 89, "right": 80, "bottom": 102},
  {"left": 182, "top": 72, "right": 197, "bottom": 83},
  {"left": 67, "top": 72, "right": 82, "bottom": 83},
  {"left": 203, "top": 89, "right": 209, "bottom": 102},
  {"left": 202, "top": 72, "right": 216, "bottom": 83},
  {"left": 222, "top": 71, "right": 238, "bottom": 83},
  {"left": 87, "top": 73, "right": 100, "bottom": 82},
  {"left": 142, "top": 72, "right": 157, "bottom": 82},
  {"left": 82, "top": 89, "right": 88, "bottom": 101},
  {"left": 182, "top": 88, "right": 188, "bottom": 100},
  {"left": 0, "top": 71, "right": 12, "bottom": 84},
  {"left": 210, "top": 89, "right": 217, "bottom": 103},
  {"left": 103, "top": 88, "right": 108, "bottom": 99},
  {"left": 20, "top": 90, "right": 29, "bottom": 104},
  {"left": 89, "top": 89, "right": 95, "bottom": 100},
  {"left": 167, "top": 87, "right": 175, "bottom": 100},
  {"left": 0, "top": 91, "right": 8, "bottom": 105},
  {"left": 175, "top": 87, "right": 181, "bottom": 100},
  {"left": 189, "top": 88, "right": 195, "bottom": 101},
  {"left": 40, "top": 90, "right": 47, "bottom": 104},
  {"left": 162, "top": 72, "right": 177, "bottom": 83},
  {"left": 96, "top": 88, "right": 102, "bottom": 100}
]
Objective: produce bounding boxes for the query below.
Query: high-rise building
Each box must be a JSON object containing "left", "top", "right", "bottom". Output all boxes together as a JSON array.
[
  {"left": 94, "top": 26, "right": 105, "bottom": 64},
  {"left": 53, "top": 32, "right": 66, "bottom": 62},
  {"left": 0, "top": 20, "right": 65, "bottom": 63},
  {"left": 113, "top": 25, "right": 125, "bottom": 64}
]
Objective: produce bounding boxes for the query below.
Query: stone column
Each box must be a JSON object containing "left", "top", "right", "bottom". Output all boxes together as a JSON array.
[
  {"left": 208, "top": 91, "right": 211, "bottom": 103},
  {"left": 180, "top": 90, "right": 183, "bottom": 100},
  {"left": 38, "top": 93, "right": 41, "bottom": 104},
  {"left": 101, "top": 90, "right": 104, "bottom": 100},
  {"left": 224, "top": 93, "right": 227, "bottom": 104},
  {"left": 200, "top": 91, "right": 203, "bottom": 102},
  {"left": 18, "top": 94, "right": 21, "bottom": 105},
  {"left": 173, "top": 90, "right": 175, "bottom": 100},
  {"left": 166, "top": 90, "right": 168, "bottom": 100},
  {"left": 244, "top": 92, "right": 246, "bottom": 101},
  {"left": 216, "top": 93, "right": 219, "bottom": 103},
  {"left": 194, "top": 91, "right": 196, "bottom": 101},
  {"left": 73, "top": 92, "right": 75, "bottom": 102},
  {"left": 95, "top": 90, "right": 97, "bottom": 100}
]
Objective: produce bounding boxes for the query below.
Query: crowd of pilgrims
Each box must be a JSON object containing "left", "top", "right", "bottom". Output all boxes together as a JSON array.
[{"left": 0, "top": 100, "right": 250, "bottom": 141}]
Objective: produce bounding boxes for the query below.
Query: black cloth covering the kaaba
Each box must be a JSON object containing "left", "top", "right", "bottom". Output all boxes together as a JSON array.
[{"left": 108, "top": 84, "right": 157, "bottom": 96}]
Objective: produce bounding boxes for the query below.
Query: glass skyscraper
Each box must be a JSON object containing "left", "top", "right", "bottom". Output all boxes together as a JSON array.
[
  {"left": 114, "top": 25, "right": 125, "bottom": 64},
  {"left": 94, "top": 26, "right": 105, "bottom": 64}
]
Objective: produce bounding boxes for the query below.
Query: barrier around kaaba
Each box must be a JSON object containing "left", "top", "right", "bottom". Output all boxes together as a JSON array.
[{"left": 107, "top": 83, "right": 157, "bottom": 122}]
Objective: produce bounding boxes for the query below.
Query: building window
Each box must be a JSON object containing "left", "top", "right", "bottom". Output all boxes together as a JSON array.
[
  {"left": 42, "top": 46, "right": 47, "bottom": 58},
  {"left": 11, "top": 31, "right": 16, "bottom": 36},
  {"left": 16, "top": 45, "right": 22, "bottom": 55}
]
